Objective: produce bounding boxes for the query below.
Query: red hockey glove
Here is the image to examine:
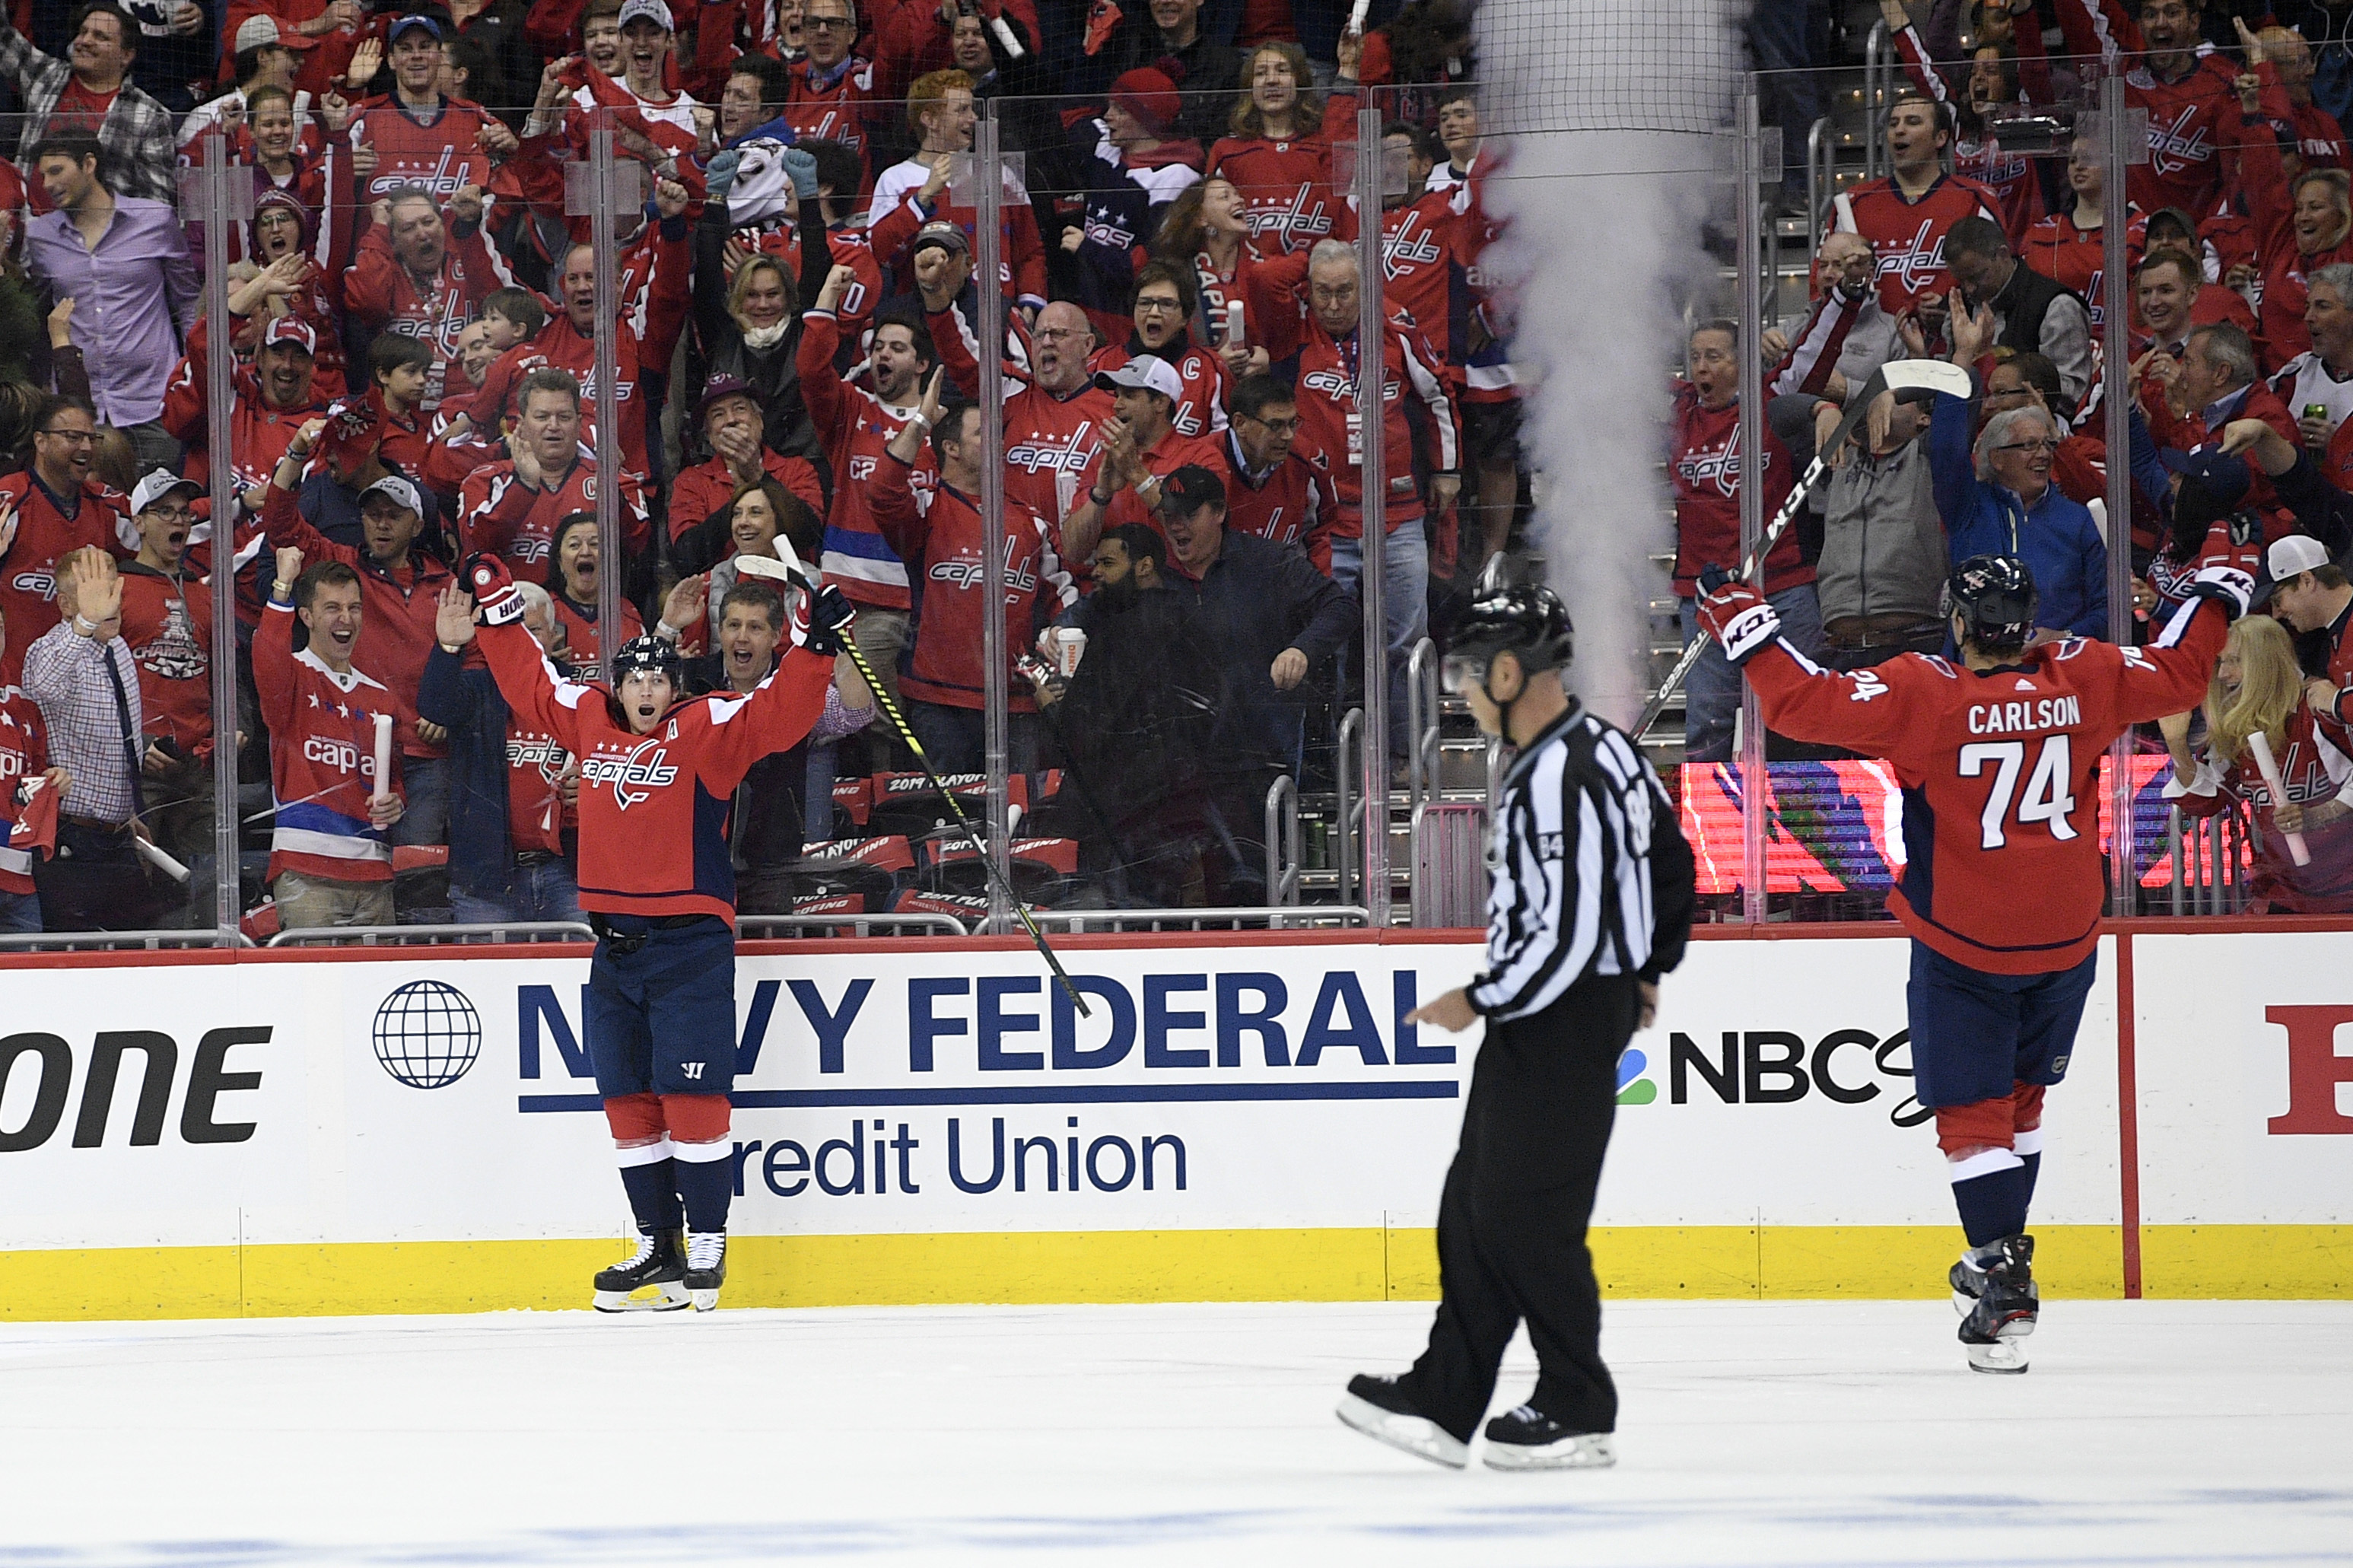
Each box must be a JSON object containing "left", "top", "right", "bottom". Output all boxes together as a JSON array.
[
  {"left": 466, "top": 552, "right": 526, "bottom": 626},
  {"left": 2186, "top": 520, "right": 2262, "bottom": 621},
  {"left": 1694, "top": 575, "right": 1780, "bottom": 666}
]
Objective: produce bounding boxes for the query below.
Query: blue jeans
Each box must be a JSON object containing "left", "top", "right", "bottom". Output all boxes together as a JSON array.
[
  {"left": 451, "top": 857, "right": 584, "bottom": 925},
  {"left": 1678, "top": 584, "right": 1825, "bottom": 763},
  {"left": 1330, "top": 522, "right": 1430, "bottom": 759},
  {"left": 0, "top": 888, "right": 41, "bottom": 933},
  {"left": 392, "top": 756, "right": 450, "bottom": 847}
]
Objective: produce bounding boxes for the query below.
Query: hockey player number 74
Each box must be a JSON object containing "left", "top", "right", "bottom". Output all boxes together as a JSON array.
[{"left": 1957, "top": 736, "right": 2080, "bottom": 850}]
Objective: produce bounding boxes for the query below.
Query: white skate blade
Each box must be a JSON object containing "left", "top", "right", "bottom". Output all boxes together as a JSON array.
[
  {"left": 1335, "top": 1394, "right": 1469, "bottom": 1469},
  {"left": 1965, "top": 1338, "right": 2030, "bottom": 1374},
  {"left": 593, "top": 1282, "right": 690, "bottom": 1313},
  {"left": 689, "top": 1287, "right": 721, "bottom": 1312},
  {"left": 1483, "top": 1433, "right": 1617, "bottom": 1471}
]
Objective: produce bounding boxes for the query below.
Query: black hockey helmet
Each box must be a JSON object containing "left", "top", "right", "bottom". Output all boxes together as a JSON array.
[
  {"left": 1443, "top": 583, "right": 1574, "bottom": 693},
  {"left": 1943, "top": 554, "right": 2039, "bottom": 653},
  {"left": 610, "top": 634, "right": 685, "bottom": 686}
]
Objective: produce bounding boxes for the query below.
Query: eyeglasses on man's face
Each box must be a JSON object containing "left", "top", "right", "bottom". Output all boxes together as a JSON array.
[{"left": 1995, "top": 437, "right": 2059, "bottom": 454}]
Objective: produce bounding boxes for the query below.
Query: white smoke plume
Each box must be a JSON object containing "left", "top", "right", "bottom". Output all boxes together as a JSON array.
[{"left": 1473, "top": 2, "right": 1748, "bottom": 730}]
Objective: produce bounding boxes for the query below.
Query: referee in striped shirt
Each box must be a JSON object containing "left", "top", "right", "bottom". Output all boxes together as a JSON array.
[{"left": 1339, "top": 582, "right": 1694, "bottom": 1472}]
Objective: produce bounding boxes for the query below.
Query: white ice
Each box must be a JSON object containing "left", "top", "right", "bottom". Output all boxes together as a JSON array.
[{"left": 3, "top": 1299, "right": 2348, "bottom": 1566}]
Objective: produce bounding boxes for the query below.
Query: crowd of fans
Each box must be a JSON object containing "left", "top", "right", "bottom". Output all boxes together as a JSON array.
[
  {"left": 1680, "top": 0, "right": 2353, "bottom": 912},
  {"left": 0, "top": 0, "right": 1499, "bottom": 934}
]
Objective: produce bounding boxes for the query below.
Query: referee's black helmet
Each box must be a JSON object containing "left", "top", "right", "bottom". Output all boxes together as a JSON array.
[
  {"left": 1943, "top": 553, "right": 2038, "bottom": 653},
  {"left": 1451, "top": 583, "right": 1575, "bottom": 674}
]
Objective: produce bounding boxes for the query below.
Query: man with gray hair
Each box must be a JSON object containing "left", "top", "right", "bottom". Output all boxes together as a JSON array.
[
  {"left": 1944, "top": 215, "right": 2095, "bottom": 408},
  {"left": 1927, "top": 390, "right": 2109, "bottom": 639},
  {"left": 2271, "top": 262, "right": 2353, "bottom": 485},
  {"left": 2142, "top": 321, "right": 2301, "bottom": 523}
]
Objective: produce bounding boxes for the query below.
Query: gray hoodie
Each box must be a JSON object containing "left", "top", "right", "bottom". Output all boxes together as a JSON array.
[{"left": 1817, "top": 434, "right": 1948, "bottom": 626}]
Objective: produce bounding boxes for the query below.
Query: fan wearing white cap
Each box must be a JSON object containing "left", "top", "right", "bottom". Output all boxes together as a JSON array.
[
  {"left": 1064, "top": 353, "right": 1226, "bottom": 563},
  {"left": 117, "top": 469, "right": 217, "bottom": 881},
  {"left": 537, "top": 0, "right": 701, "bottom": 155},
  {"left": 2261, "top": 533, "right": 2353, "bottom": 726},
  {"left": 259, "top": 417, "right": 462, "bottom": 848}
]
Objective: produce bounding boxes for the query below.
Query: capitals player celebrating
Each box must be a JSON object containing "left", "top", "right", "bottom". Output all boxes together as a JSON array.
[
  {"left": 1697, "top": 539, "right": 2258, "bottom": 1372},
  {"left": 458, "top": 552, "right": 857, "bottom": 1311}
]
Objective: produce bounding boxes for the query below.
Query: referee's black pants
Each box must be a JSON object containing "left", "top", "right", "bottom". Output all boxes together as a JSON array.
[{"left": 1401, "top": 975, "right": 1634, "bottom": 1442}]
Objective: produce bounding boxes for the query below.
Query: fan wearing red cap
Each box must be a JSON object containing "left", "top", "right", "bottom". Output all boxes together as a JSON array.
[
  {"left": 157, "top": 276, "right": 333, "bottom": 532},
  {"left": 1058, "top": 72, "right": 1206, "bottom": 346}
]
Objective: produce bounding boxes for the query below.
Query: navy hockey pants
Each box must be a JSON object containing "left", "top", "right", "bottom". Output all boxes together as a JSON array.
[
  {"left": 586, "top": 915, "right": 738, "bottom": 1097},
  {"left": 1905, "top": 942, "right": 2096, "bottom": 1110}
]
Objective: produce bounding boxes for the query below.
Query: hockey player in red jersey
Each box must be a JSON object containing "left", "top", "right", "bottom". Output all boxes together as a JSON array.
[
  {"left": 459, "top": 548, "right": 856, "bottom": 1312},
  {"left": 1697, "top": 537, "right": 2259, "bottom": 1372}
]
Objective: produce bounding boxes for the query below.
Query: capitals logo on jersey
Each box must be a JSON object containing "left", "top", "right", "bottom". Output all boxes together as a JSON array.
[
  {"left": 1676, "top": 423, "right": 1764, "bottom": 499},
  {"left": 583, "top": 738, "right": 680, "bottom": 810},
  {"left": 1249, "top": 186, "right": 1336, "bottom": 246},
  {"left": 508, "top": 733, "right": 572, "bottom": 785},
  {"left": 1875, "top": 218, "right": 1948, "bottom": 301},
  {"left": 1381, "top": 211, "right": 1447, "bottom": 277},
  {"left": 2139, "top": 97, "right": 2216, "bottom": 177},
  {"left": 930, "top": 534, "right": 1042, "bottom": 597},
  {"left": 1302, "top": 367, "right": 1401, "bottom": 401},
  {"left": 361, "top": 144, "right": 479, "bottom": 202},
  {"left": 1007, "top": 421, "right": 1099, "bottom": 474}
]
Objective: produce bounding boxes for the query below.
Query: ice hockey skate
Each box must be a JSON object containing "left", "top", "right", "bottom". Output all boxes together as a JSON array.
[
  {"left": 1481, "top": 1405, "right": 1618, "bottom": 1470},
  {"left": 685, "top": 1231, "right": 727, "bottom": 1311},
  {"left": 1957, "top": 1234, "right": 2038, "bottom": 1373},
  {"left": 593, "top": 1229, "right": 688, "bottom": 1312},
  {"left": 1335, "top": 1374, "right": 1469, "bottom": 1468}
]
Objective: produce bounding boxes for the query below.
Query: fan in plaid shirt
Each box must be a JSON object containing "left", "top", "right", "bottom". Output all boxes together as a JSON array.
[{"left": 0, "top": 9, "right": 176, "bottom": 205}]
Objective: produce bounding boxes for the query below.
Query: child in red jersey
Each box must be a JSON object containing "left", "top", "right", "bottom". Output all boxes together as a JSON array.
[{"left": 461, "top": 549, "right": 854, "bottom": 1312}]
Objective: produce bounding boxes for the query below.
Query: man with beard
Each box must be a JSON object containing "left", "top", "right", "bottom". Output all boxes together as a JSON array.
[
  {"left": 161, "top": 305, "right": 330, "bottom": 520},
  {"left": 2054, "top": 0, "right": 2249, "bottom": 219},
  {"left": 0, "top": 395, "right": 130, "bottom": 688},
  {"left": 1031, "top": 523, "right": 1219, "bottom": 906}
]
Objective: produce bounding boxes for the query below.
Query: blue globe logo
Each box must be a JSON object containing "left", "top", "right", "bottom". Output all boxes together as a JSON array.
[{"left": 374, "top": 980, "right": 482, "bottom": 1089}]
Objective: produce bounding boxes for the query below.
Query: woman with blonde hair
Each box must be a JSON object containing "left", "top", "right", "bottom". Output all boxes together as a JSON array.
[
  {"left": 2162, "top": 610, "right": 2353, "bottom": 911},
  {"left": 1205, "top": 37, "right": 1363, "bottom": 256}
]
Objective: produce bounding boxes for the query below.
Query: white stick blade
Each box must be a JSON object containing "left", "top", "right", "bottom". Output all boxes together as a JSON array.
[{"left": 1883, "top": 360, "right": 1976, "bottom": 399}]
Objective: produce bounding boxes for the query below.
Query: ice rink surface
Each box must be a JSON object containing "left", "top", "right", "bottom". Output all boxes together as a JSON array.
[{"left": 3, "top": 1299, "right": 2348, "bottom": 1566}]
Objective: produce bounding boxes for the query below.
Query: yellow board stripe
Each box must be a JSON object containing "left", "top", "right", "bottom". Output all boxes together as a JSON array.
[{"left": 6, "top": 1225, "right": 2346, "bottom": 1320}]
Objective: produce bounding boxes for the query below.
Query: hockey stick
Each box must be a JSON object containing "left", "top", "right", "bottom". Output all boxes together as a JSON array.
[
  {"left": 1633, "top": 358, "right": 1976, "bottom": 742},
  {"left": 733, "top": 550, "right": 1095, "bottom": 1017}
]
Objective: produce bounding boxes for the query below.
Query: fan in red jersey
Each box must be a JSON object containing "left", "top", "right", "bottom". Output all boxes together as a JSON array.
[
  {"left": 343, "top": 183, "right": 517, "bottom": 415},
  {"left": 1883, "top": 0, "right": 2049, "bottom": 248},
  {"left": 1830, "top": 88, "right": 2002, "bottom": 329},
  {"left": 2021, "top": 138, "right": 2145, "bottom": 344},
  {"left": 2235, "top": 129, "right": 2353, "bottom": 372},
  {"left": 456, "top": 368, "right": 652, "bottom": 585},
  {"left": 459, "top": 545, "right": 852, "bottom": 1313},
  {"left": 930, "top": 299, "right": 1113, "bottom": 542},
  {"left": 0, "top": 602, "right": 65, "bottom": 934},
  {"left": 2053, "top": 0, "right": 2250, "bottom": 218},
  {"left": 0, "top": 396, "right": 131, "bottom": 689},
  {"left": 345, "top": 16, "right": 495, "bottom": 212},
  {"left": 782, "top": 0, "right": 877, "bottom": 180},
  {"left": 1700, "top": 531, "right": 2259, "bottom": 1374},
  {"left": 1206, "top": 40, "right": 1361, "bottom": 257},
  {"left": 1083, "top": 261, "right": 1229, "bottom": 442},
  {"left": 1220, "top": 372, "right": 1337, "bottom": 571}
]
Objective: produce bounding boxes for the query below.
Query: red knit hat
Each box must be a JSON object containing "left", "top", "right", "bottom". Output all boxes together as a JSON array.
[{"left": 1109, "top": 68, "right": 1181, "bottom": 137}]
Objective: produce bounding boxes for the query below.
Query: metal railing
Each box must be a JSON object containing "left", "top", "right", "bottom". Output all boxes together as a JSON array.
[
  {"left": 1334, "top": 707, "right": 1366, "bottom": 910},
  {"left": 1031, "top": 905, "right": 1371, "bottom": 933},
  {"left": 0, "top": 929, "right": 255, "bottom": 953},
  {"left": 1806, "top": 112, "right": 1836, "bottom": 233},
  {"left": 740, "top": 913, "right": 971, "bottom": 938},
  {"left": 1410, "top": 801, "right": 1491, "bottom": 928},
  {"left": 1864, "top": 20, "right": 1891, "bottom": 181},
  {"left": 1264, "top": 774, "right": 1302, "bottom": 908},
  {"left": 2167, "top": 806, "right": 2253, "bottom": 915},
  {"left": 269, "top": 922, "right": 596, "bottom": 947},
  {"left": 1405, "top": 638, "right": 1442, "bottom": 823}
]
